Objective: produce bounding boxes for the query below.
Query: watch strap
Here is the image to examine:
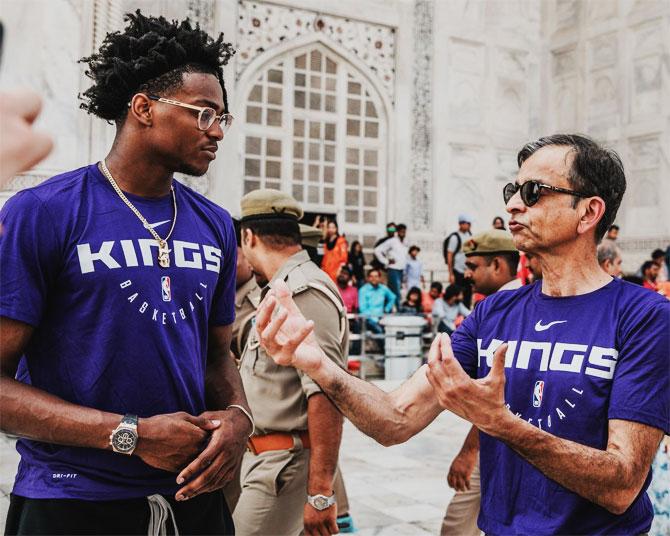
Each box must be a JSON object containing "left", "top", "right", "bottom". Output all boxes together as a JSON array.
[{"left": 120, "top": 414, "right": 138, "bottom": 428}]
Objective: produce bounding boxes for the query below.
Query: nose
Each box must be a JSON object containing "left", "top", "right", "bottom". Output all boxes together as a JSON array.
[
  {"left": 505, "top": 188, "right": 526, "bottom": 215},
  {"left": 207, "top": 118, "right": 224, "bottom": 141}
]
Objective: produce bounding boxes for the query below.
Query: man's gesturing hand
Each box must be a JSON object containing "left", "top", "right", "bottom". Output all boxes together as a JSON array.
[
  {"left": 175, "top": 408, "right": 251, "bottom": 501},
  {"left": 0, "top": 91, "right": 53, "bottom": 186},
  {"left": 134, "top": 412, "right": 220, "bottom": 473},
  {"left": 255, "top": 280, "right": 325, "bottom": 374},
  {"left": 425, "top": 333, "right": 509, "bottom": 436}
]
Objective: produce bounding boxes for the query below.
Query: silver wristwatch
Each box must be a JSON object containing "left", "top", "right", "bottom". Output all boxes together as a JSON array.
[
  {"left": 109, "top": 414, "right": 138, "bottom": 455},
  {"left": 307, "top": 493, "right": 336, "bottom": 511}
]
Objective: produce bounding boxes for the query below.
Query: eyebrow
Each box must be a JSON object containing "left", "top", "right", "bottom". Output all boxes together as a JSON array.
[{"left": 193, "top": 98, "right": 225, "bottom": 113}]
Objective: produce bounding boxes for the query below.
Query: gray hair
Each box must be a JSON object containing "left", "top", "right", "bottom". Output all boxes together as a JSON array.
[{"left": 597, "top": 241, "right": 621, "bottom": 265}]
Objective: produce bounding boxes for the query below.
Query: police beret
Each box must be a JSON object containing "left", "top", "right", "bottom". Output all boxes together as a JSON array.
[
  {"left": 464, "top": 229, "right": 517, "bottom": 256},
  {"left": 240, "top": 189, "right": 304, "bottom": 222},
  {"left": 299, "top": 224, "right": 322, "bottom": 248}
]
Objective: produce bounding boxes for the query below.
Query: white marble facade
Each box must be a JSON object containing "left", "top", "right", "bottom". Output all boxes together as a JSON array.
[{"left": 1, "top": 0, "right": 668, "bottom": 273}]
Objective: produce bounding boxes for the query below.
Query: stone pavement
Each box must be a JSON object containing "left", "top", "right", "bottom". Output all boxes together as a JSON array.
[{"left": 0, "top": 380, "right": 470, "bottom": 535}]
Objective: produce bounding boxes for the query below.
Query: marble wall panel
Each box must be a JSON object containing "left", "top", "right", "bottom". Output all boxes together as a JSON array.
[
  {"left": 449, "top": 73, "right": 484, "bottom": 129},
  {"left": 587, "top": 32, "right": 618, "bottom": 70},
  {"left": 552, "top": 47, "right": 578, "bottom": 78},
  {"left": 450, "top": 39, "right": 486, "bottom": 75},
  {"left": 587, "top": 68, "right": 618, "bottom": 117},
  {"left": 587, "top": 0, "right": 618, "bottom": 22},
  {"left": 553, "top": 0, "right": 580, "bottom": 33},
  {"left": 444, "top": 0, "right": 486, "bottom": 30},
  {"left": 552, "top": 76, "right": 579, "bottom": 130},
  {"left": 631, "top": 18, "right": 664, "bottom": 58},
  {"left": 628, "top": 135, "right": 661, "bottom": 170},
  {"left": 495, "top": 78, "right": 527, "bottom": 132},
  {"left": 494, "top": 150, "right": 518, "bottom": 182},
  {"left": 494, "top": 48, "right": 528, "bottom": 78},
  {"left": 631, "top": 55, "right": 662, "bottom": 119},
  {"left": 450, "top": 144, "right": 484, "bottom": 178}
]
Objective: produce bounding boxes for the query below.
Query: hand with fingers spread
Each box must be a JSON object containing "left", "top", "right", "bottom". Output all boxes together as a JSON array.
[
  {"left": 255, "top": 280, "right": 326, "bottom": 374},
  {"left": 425, "top": 333, "right": 510, "bottom": 435},
  {"left": 134, "top": 412, "right": 220, "bottom": 473},
  {"left": 0, "top": 91, "right": 53, "bottom": 186},
  {"left": 174, "top": 407, "right": 251, "bottom": 501}
]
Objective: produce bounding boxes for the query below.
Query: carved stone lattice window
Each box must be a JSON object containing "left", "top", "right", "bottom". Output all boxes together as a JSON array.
[{"left": 241, "top": 44, "right": 386, "bottom": 237}]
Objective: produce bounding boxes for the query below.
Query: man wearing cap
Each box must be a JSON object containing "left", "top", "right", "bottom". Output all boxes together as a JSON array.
[
  {"left": 441, "top": 229, "right": 520, "bottom": 536},
  {"left": 233, "top": 189, "right": 347, "bottom": 536},
  {"left": 256, "top": 134, "right": 668, "bottom": 535},
  {"left": 444, "top": 215, "right": 473, "bottom": 307}
]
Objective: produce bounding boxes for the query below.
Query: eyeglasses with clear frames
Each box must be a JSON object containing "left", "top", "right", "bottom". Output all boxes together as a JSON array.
[{"left": 146, "top": 95, "right": 234, "bottom": 133}]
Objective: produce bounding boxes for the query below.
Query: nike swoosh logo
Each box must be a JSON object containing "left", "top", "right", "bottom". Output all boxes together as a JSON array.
[
  {"left": 535, "top": 320, "right": 567, "bottom": 332},
  {"left": 143, "top": 219, "right": 171, "bottom": 230}
]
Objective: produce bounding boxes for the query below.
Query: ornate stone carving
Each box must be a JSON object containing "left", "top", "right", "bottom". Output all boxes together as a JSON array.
[
  {"left": 450, "top": 39, "right": 485, "bottom": 74},
  {"left": 410, "top": 0, "right": 434, "bottom": 230},
  {"left": 450, "top": 74, "right": 483, "bottom": 128},
  {"left": 450, "top": 144, "right": 483, "bottom": 178},
  {"left": 588, "top": 33, "right": 618, "bottom": 70},
  {"left": 554, "top": 0, "right": 580, "bottom": 32},
  {"left": 552, "top": 47, "right": 577, "bottom": 77},
  {"left": 236, "top": 0, "right": 396, "bottom": 103},
  {"left": 632, "top": 55, "right": 662, "bottom": 118},
  {"left": 494, "top": 48, "right": 528, "bottom": 78},
  {"left": 553, "top": 76, "right": 578, "bottom": 130},
  {"left": 186, "top": 0, "right": 215, "bottom": 34}
]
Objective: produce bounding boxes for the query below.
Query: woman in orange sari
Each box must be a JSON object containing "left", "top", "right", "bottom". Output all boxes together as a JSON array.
[{"left": 321, "top": 220, "right": 349, "bottom": 282}]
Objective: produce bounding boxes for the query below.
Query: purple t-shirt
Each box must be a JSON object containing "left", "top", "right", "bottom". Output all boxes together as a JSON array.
[
  {"left": 0, "top": 164, "right": 237, "bottom": 500},
  {"left": 451, "top": 279, "right": 670, "bottom": 535}
]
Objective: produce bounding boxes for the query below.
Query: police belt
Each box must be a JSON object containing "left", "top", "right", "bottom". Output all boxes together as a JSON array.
[{"left": 247, "top": 431, "right": 311, "bottom": 455}]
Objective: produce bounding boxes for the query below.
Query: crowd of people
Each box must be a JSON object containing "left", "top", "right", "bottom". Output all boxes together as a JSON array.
[{"left": 0, "top": 10, "right": 668, "bottom": 536}]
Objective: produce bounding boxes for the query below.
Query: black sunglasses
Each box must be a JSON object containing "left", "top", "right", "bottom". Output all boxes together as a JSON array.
[{"left": 503, "top": 180, "right": 590, "bottom": 207}]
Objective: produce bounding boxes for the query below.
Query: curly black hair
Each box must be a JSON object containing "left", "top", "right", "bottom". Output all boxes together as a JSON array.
[{"left": 79, "top": 10, "right": 235, "bottom": 122}]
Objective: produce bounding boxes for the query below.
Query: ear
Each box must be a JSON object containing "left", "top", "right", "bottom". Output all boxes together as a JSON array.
[
  {"left": 128, "top": 93, "right": 153, "bottom": 127},
  {"left": 577, "top": 196, "right": 606, "bottom": 237},
  {"left": 242, "top": 228, "right": 255, "bottom": 247}
]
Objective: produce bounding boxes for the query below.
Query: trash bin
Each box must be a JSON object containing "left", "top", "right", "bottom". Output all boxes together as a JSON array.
[{"left": 379, "top": 315, "right": 427, "bottom": 380}]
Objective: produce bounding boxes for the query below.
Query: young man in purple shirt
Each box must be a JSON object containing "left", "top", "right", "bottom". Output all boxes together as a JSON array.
[
  {"left": 0, "top": 12, "right": 252, "bottom": 535},
  {"left": 256, "top": 134, "right": 669, "bottom": 535}
]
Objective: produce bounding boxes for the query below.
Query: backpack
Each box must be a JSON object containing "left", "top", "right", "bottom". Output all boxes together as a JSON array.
[{"left": 443, "top": 232, "right": 461, "bottom": 262}]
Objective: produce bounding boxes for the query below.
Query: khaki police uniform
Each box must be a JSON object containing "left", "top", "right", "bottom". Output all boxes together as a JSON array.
[
  {"left": 231, "top": 276, "right": 261, "bottom": 361},
  {"left": 441, "top": 229, "right": 517, "bottom": 536},
  {"left": 232, "top": 191, "right": 348, "bottom": 536},
  {"left": 223, "top": 276, "right": 261, "bottom": 513}
]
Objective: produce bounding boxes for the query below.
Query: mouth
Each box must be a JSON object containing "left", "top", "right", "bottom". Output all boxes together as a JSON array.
[
  {"left": 201, "top": 146, "right": 218, "bottom": 160},
  {"left": 508, "top": 220, "right": 525, "bottom": 232}
]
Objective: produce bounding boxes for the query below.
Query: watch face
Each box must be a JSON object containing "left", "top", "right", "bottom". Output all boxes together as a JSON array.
[
  {"left": 112, "top": 428, "right": 137, "bottom": 453},
  {"left": 314, "top": 497, "right": 329, "bottom": 510}
]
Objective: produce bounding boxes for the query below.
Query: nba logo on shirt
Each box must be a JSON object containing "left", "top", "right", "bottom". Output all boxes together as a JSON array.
[
  {"left": 533, "top": 380, "right": 544, "bottom": 408},
  {"left": 161, "top": 276, "right": 171, "bottom": 302}
]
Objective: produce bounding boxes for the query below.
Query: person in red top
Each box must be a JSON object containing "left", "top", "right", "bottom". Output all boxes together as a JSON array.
[
  {"left": 322, "top": 220, "right": 349, "bottom": 282},
  {"left": 422, "top": 281, "right": 443, "bottom": 314},
  {"left": 641, "top": 260, "right": 659, "bottom": 291},
  {"left": 336, "top": 267, "right": 358, "bottom": 314}
]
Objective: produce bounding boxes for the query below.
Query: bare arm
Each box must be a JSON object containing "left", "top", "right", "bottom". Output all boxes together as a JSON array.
[
  {"left": 426, "top": 334, "right": 663, "bottom": 514},
  {"left": 253, "top": 282, "right": 444, "bottom": 446},
  {"left": 0, "top": 317, "right": 122, "bottom": 450},
  {"left": 303, "top": 393, "right": 342, "bottom": 535},
  {"left": 0, "top": 317, "right": 219, "bottom": 473},
  {"left": 176, "top": 324, "right": 253, "bottom": 500},
  {"left": 495, "top": 417, "right": 661, "bottom": 514}
]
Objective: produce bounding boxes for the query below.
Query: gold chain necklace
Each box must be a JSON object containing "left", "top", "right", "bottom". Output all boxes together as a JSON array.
[{"left": 99, "top": 160, "right": 177, "bottom": 268}]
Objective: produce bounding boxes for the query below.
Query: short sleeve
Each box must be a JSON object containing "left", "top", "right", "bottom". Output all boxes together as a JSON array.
[
  {"left": 294, "top": 289, "right": 346, "bottom": 398},
  {"left": 450, "top": 305, "right": 480, "bottom": 378},
  {"left": 0, "top": 191, "right": 62, "bottom": 327},
  {"left": 608, "top": 300, "right": 670, "bottom": 434},
  {"left": 209, "top": 214, "right": 237, "bottom": 326},
  {"left": 446, "top": 234, "right": 458, "bottom": 253}
]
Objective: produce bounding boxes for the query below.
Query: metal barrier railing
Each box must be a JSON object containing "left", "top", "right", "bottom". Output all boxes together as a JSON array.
[{"left": 345, "top": 312, "right": 434, "bottom": 380}]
